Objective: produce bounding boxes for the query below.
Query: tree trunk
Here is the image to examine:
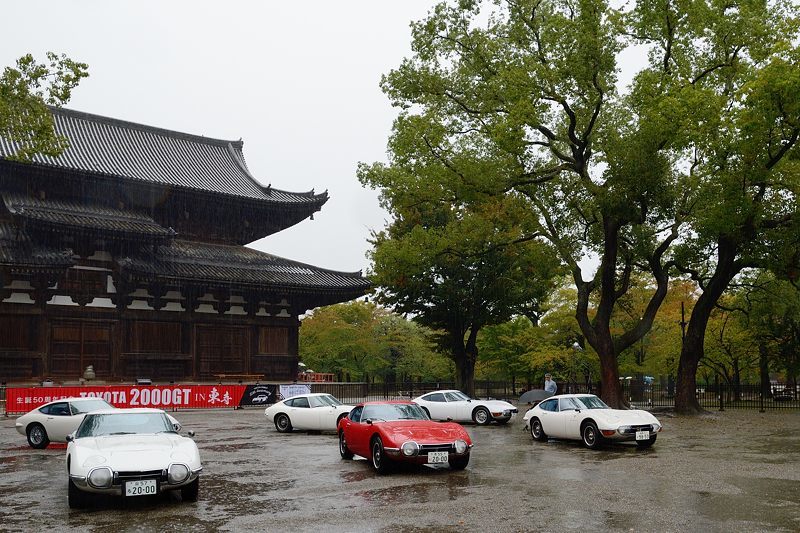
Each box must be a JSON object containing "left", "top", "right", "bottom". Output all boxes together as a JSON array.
[
  {"left": 451, "top": 327, "right": 478, "bottom": 397},
  {"left": 676, "top": 238, "right": 739, "bottom": 414}
]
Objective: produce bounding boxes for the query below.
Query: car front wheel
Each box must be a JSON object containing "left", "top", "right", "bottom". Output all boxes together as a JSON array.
[
  {"left": 68, "top": 478, "right": 86, "bottom": 509},
  {"left": 530, "top": 418, "right": 547, "bottom": 441},
  {"left": 27, "top": 423, "right": 50, "bottom": 449},
  {"left": 339, "top": 431, "right": 354, "bottom": 459},
  {"left": 274, "top": 413, "right": 292, "bottom": 433},
  {"left": 473, "top": 407, "right": 491, "bottom": 425},
  {"left": 371, "top": 437, "right": 392, "bottom": 474},
  {"left": 636, "top": 434, "right": 657, "bottom": 448},
  {"left": 181, "top": 478, "right": 200, "bottom": 502},
  {"left": 582, "top": 421, "right": 603, "bottom": 449}
]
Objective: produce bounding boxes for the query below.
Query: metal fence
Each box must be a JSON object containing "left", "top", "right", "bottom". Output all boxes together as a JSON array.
[
  {"left": 2, "top": 380, "right": 797, "bottom": 415},
  {"left": 307, "top": 380, "right": 800, "bottom": 411}
]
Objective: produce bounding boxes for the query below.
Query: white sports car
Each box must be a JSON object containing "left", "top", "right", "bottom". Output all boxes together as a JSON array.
[
  {"left": 15, "top": 397, "right": 181, "bottom": 449},
  {"left": 522, "top": 394, "right": 662, "bottom": 449},
  {"left": 66, "top": 408, "right": 201, "bottom": 508},
  {"left": 15, "top": 397, "right": 115, "bottom": 449},
  {"left": 264, "top": 393, "right": 354, "bottom": 432},
  {"left": 412, "top": 390, "right": 518, "bottom": 425}
]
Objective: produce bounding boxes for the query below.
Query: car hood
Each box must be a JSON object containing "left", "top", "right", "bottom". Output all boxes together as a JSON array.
[
  {"left": 478, "top": 399, "right": 516, "bottom": 411},
  {"left": 379, "top": 421, "right": 471, "bottom": 445},
  {"left": 71, "top": 434, "right": 200, "bottom": 471},
  {"left": 594, "top": 409, "right": 659, "bottom": 425}
]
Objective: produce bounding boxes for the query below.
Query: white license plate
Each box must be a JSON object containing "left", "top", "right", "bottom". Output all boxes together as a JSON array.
[
  {"left": 427, "top": 451, "right": 449, "bottom": 464},
  {"left": 125, "top": 479, "right": 157, "bottom": 497},
  {"left": 635, "top": 430, "right": 650, "bottom": 441}
]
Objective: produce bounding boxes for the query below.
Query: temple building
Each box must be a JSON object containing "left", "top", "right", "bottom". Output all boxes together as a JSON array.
[{"left": 0, "top": 107, "right": 370, "bottom": 383}]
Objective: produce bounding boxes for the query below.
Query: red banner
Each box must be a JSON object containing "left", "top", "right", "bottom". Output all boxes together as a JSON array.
[{"left": 5, "top": 385, "right": 248, "bottom": 415}]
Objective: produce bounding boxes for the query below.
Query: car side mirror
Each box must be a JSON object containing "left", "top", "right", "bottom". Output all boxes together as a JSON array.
[
  {"left": 173, "top": 423, "right": 182, "bottom": 432},
  {"left": 366, "top": 419, "right": 373, "bottom": 425},
  {"left": 187, "top": 430, "right": 195, "bottom": 438},
  {"left": 446, "top": 417, "right": 453, "bottom": 422},
  {"left": 65, "top": 434, "right": 74, "bottom": 443}
]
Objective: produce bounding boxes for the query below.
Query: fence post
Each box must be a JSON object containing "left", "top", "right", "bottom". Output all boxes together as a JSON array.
[
  {"left": 718, "top": 377, "right": 724, "bottom": 411},
  {"left": 760, "top": 389, "right": 765, "bottom": 413}
]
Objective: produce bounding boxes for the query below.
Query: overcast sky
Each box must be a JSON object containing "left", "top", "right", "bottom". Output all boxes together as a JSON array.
[{"left": 1, "top": 1, "right": 440, "bottom": 274}]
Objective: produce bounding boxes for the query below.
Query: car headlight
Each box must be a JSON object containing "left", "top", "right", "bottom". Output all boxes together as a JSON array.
[
  {"left": 617, "top": 425, "right": 631, "bottom": 434},
  {"left": 401, "top": 441, "right": 419, "bottom": 457},
  {"left": 454, "top": 439, "right": 468, "bottom": 454},
  {"left": 87, "top": 467, "right": 113, "bottom": 489},
  {"left": 168, "top": 463, "right": 190, "bottom": 484},
  {"left": 651, "top": 423, "right": 661, "bottom": 432}
]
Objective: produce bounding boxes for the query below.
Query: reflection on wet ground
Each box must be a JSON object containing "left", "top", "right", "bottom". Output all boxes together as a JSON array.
[{"left": 0, "top": 409, "right": 798, "bottom": 531}]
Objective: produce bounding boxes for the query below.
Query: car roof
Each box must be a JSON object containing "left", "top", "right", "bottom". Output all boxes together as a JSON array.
[
  {"left": 83, "top": 408, "right": 167, "bottom": 415},
  {"left": 421, "top": 390, "right": 462, "bottom": 395},
  {"left": 547, "top": 394, "right": 598, "bottom": 399}
]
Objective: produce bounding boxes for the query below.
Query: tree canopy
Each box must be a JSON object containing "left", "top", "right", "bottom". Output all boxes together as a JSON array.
[
  {"left": 363, "top": 0, "right": 800, "bottom": 408},
  {"left": 1, "top": 53, "right": 88, "bottom": 161}
]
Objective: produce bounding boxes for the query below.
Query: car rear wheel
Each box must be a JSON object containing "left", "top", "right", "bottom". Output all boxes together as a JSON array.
[
  {"left": 27, "top": 423, "right": 50, "bottom": 449},
  {"left": 68, "top": 478, "right": 86, "bottom": 509},
  {"left": 582, "top": 421, "right": 603, "bottom": 449},
  {"left": 181, "top": 478, "right": 200, "bottom": 502},
  {"left": 339, "top": 431, "right": 354, "bottom": 459},
  {"left": 473, "top": 407, "right": 491, "bottom": 425},
  {"left": 274, "top": 413, "right": 292, "bottom": 433},
  {"left": 449, "top": 454, "right": 470, "bottom": 470},
  {"left": 371, "top": 437, "right": 392, "bottom": 474},
  {"left": 636, "top": 434, "right": 657, "bottom": 448},
  {"left": 530, "top": 418, "right": 547, "bottom": 441}
]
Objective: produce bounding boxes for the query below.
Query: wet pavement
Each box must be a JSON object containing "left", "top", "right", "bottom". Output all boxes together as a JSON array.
[{"left": 1, "top": 408, "right": 799, "bottom": 532}]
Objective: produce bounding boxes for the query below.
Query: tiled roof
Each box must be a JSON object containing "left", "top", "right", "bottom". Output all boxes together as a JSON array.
[
  {"left": 0, "top": 107, "right": 328, "bottom": 207},
  {"left": 2, "top": 193, "right": 175, "bottom": 240},
  {"left": 118, "top": 240, "right": 371, "bottom": 294},
  {"left": 0, "top": 222, "right": 74, "bottom": 268}
]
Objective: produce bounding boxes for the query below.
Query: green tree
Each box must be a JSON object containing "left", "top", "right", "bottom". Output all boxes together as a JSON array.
[
  {"left": 624, "top": 0, "right": 800, "bottom": 413},
  {"left": 299, "top": 301, "right": 450, "bottom": 382},
  {"left": 368, "top": 0, "right": 684, "bottom": 407},
  {"left": 357, "top": 161, "right": 562, "bottom": 395},
  {"left": 1, "top": 53, "right": 88, "bottom": 161}
]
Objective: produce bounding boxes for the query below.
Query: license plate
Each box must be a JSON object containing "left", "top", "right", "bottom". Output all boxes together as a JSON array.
[
  {"left": 427, "top": 451, "right": 449, "bottom": 464},
  {"left": 635, "top": 430, "right": 650, "bottom": 441},
  {"left": 125, "top": 479, "right": 157, "bottom": 497}
]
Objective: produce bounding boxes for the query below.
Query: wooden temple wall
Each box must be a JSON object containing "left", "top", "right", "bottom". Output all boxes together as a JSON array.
[{"left": 0, "top": 283, "right": 300, "bottom": 384}]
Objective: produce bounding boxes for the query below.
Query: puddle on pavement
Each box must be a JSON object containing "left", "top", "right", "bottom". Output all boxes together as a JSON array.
[{"left": 694, "top": 478, "right": 800, "bottom": 530}]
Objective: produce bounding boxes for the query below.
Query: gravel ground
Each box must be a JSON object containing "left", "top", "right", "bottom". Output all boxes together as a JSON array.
[{"left": 1, "top": 407, "right": 799, "bottom": 532}]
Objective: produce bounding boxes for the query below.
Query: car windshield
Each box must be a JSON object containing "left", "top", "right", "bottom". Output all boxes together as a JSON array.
[
  {"left": 362, "top": 403, "right": 429, "bottom": 421},
  {"left": 446, "top": 391, "right": 471, "bottom": 401},
  {"left": 317, "top": 394, "right": 342, "bottom": 406},
  {"left": 76, "top": 412, "right": 173, "bottom": 438},
  {"left": 575, "top": 396, "right": 610, "bottom": 410},
  {"left": 71, "top": 399, "right": 114, "bottom": 414}
]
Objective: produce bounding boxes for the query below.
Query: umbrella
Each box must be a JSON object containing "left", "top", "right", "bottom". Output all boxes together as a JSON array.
[{"left": 519, "top": 389, "right": 554, "bottom": 405}]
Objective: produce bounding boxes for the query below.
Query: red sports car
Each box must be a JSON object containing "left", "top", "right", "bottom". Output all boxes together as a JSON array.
[{"left": 337, "top": 401, "right": 473, "bottom": 474}]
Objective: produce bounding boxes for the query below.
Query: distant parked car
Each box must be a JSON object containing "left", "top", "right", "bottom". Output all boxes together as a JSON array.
[
  {"left": 264, "top": 393, "right": 353, "bottom": 432},
  {"left": 412, "top": 389, "right": 517, "bottom": 425},
  {"left": 66, "top": 408, "right": 201, "bottom": 508},
  {"left": 15, "top": 397, "right": 115, "bottom": 449},
  {"left": 337, "top": 401, "right": 472, "bottom": 473},
  {"left": 522, "top": 394, "right": 662, "bottom": 449}
]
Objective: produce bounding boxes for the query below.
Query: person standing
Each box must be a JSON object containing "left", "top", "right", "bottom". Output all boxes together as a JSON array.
[{"left": 544, "top": 373, "right": 557, "bottom": 394}]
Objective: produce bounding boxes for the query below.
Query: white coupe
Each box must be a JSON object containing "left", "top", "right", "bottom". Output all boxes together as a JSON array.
[
  {"left": 15, "top": 397, "right": 115, "bottom": 449},
  {"left": 264, "top": 393, "right": 354, "bottom": 432},
  {"left": 412, "top": 390, "right": 518, "bottom": 425},
  {"left": 15, "top": 397, "right": 181, "bottom": 449},
  {"left": 66, "top": 408, "right": 201, "bottom": 508},
  {"left": 522, "top": 394, "right": 662, "bottom": 449}
]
